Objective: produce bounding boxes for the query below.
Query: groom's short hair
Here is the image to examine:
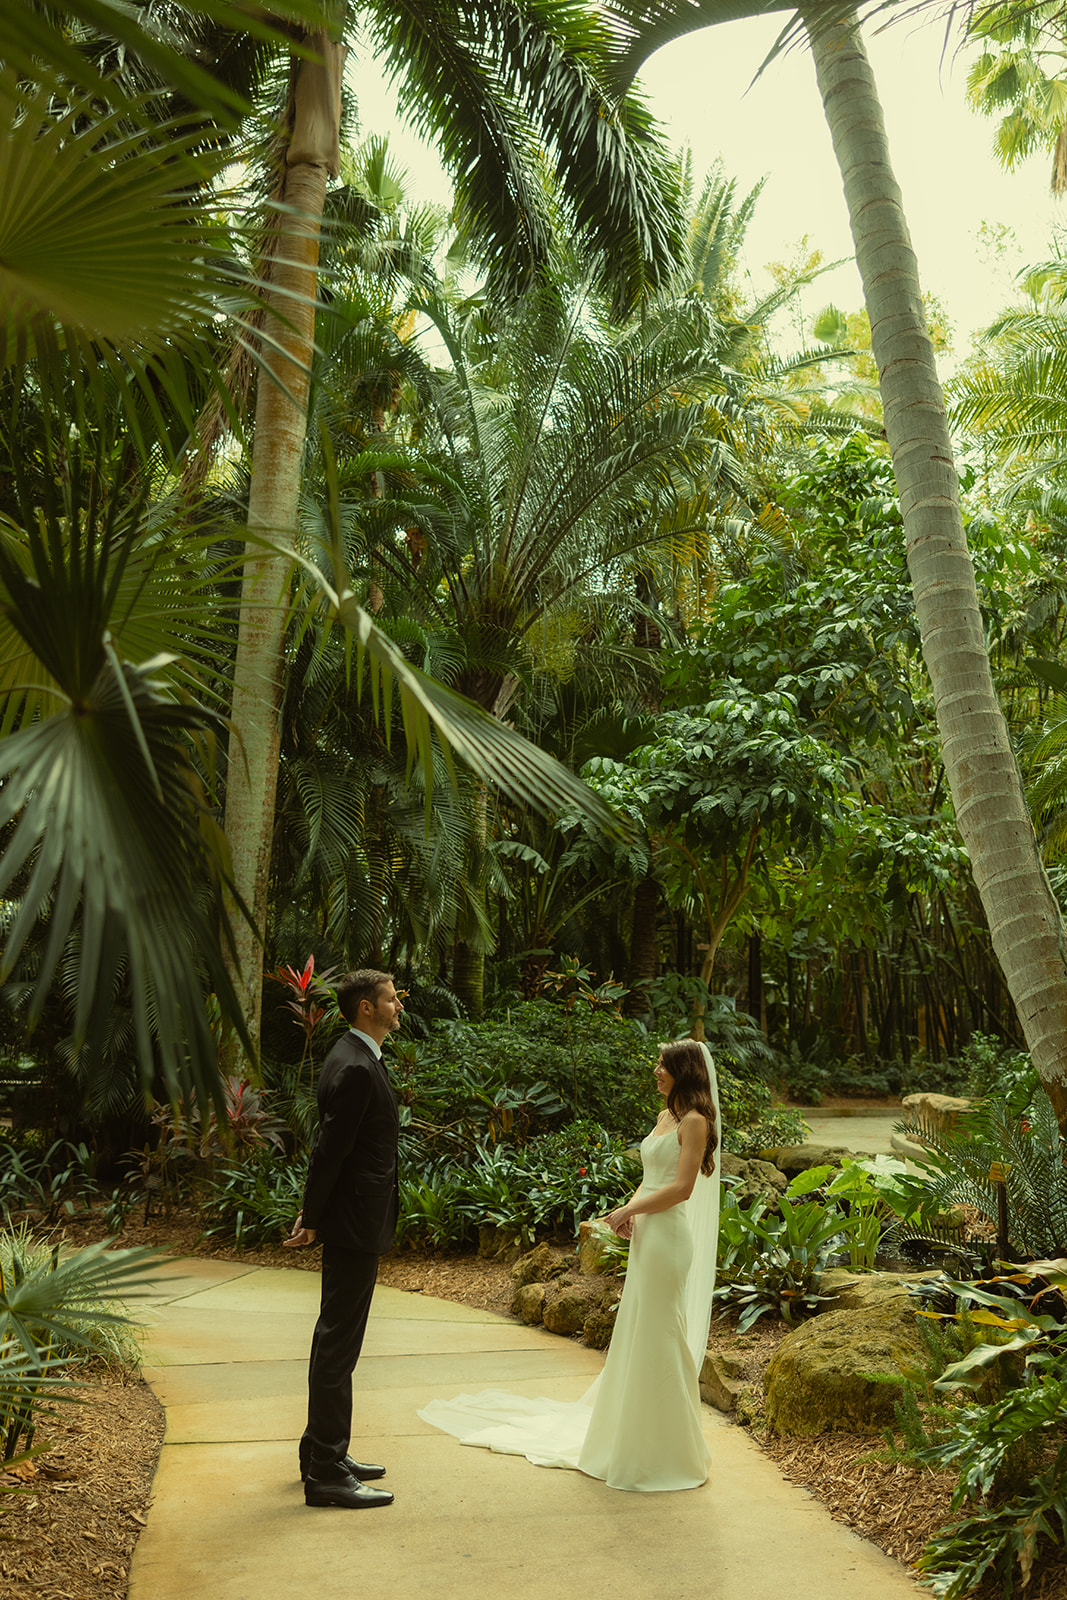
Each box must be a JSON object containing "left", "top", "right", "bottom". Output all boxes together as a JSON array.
[{"left": 337, "top": 968, "right": 394, "bottom": 1024}]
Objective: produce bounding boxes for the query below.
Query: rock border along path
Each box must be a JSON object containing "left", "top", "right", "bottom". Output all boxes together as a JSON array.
[{"left": 130, "top": 1257, "right": 920, "bottom": 1600}]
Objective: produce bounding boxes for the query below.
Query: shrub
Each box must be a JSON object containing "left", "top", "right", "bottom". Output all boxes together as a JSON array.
[
  {"left": 397, "top": 1166, "right": 471, "bottom": 1251},
  {"left": 777, "top": 1043, "right": 970, "bottom": 1105},
  {"left": 911, "top": 1093, "right": 1067, "bottom": 1260},
  {"left": 408, "top": 1002, "right": 659, "bottom": 1142},
  {"left": 200, "top": 1152, "right": 308, "bottom": 1251},
  {"left": 0, "top": 1230, "right": 159, "bottom": 1458},
  {"left": 903, "top": 1269, "right": 1067, "bottom": 1597},
  {"left": 724, "top": 1106, "right": 809, "bottom": 1158},
  {"left": 395, "top": 1121, "right": 640, "bottom": 1252},
  {"left": 957, "top": 1032, "right": 1038, "bottom": 1112},
  {"left": 0, "top": 1137, "right": 96, "bottom": 1223},
  {"left": 714, "top": 1189, "right": 854, "bottom": 1330}
]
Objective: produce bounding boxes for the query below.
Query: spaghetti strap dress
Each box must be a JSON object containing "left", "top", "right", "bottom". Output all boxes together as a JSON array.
[{"left": 418, "top": 1122, "right": 718, "bottom": 1492}]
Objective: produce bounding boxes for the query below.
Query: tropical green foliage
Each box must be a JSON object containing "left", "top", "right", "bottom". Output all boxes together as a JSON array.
[
  {"left": 397, "top": 1124, "right": 640, "bottom": 1251},
  {"left": 397, "top": 1003, "right": 659, "bottom": 1144},
  {"left": 965, "top": 1, "right": 1067, "bottom": 190},
  {"left": 0, "top": 1140, "right": 97, "bottom": 1226},
  {"left": 201, "top": 1152, "right": 309, "bottom": 1252},
  {"left": 714, "top": 1189, "right": 853, "bottom": 1330},
  {"left": 0, "top": 1230, "right": 160, "bottom": 1459},
  {"left": 901, "top": 1264, "right": 1067, "bottom": 1597},
  {"left": 910, "top": 1095, "right": 1067, "bottom": 1260}
]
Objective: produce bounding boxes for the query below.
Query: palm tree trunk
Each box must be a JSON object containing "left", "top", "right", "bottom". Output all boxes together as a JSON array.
[
  {"left": 450, "top": 677, "right": 519, "bottom": 1018},
  {"left": 625, "top": 872, "right": 660, "bottom": 1015},
  {"left": 803, "top": 6, "right": 1067, "bottom": 1125},
  {"left": 453, "top": 936, "right": 486, "bottom": 1019},
  {"left": 225, "top": 32, "right": 344, "bottom": 1049}
]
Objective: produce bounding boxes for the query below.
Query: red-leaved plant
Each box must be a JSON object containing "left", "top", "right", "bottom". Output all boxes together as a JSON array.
[{"left": 269, "top": 955, "right": 341, "bottom": 1094}]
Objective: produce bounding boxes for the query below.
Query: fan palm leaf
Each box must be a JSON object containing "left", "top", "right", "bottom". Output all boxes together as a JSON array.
[{"left": 0, "top": 1240, "right": 165, "bottom": 1364}]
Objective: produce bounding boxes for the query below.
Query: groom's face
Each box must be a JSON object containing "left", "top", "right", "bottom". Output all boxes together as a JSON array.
[{"left": 363, "top": 981, "right": 404, "bottom": 1041}]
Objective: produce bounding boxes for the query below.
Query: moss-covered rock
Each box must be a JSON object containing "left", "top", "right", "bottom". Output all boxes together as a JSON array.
[
  {"left": 758, "top": 1144, "right": 853, "bottom": 1181},
  {"left": 819, "top": 1268, "right": 937, "bottom": 1315},
  {"left": 764, "top": 1298, "right": 925, "bottom": 1435}
]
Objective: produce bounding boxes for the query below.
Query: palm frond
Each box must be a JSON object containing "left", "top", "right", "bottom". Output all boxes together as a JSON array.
[
  {"left": 909, "top": 1094, "right": 1067, "bottom": 1258},
  {"left": 363, "top": 0, "right": 682, "bottom": 313}
]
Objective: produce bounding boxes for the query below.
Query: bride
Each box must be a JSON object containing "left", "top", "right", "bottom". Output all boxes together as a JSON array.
[{"left": 418, "top": 1039, "right": 721, "bottom": 1493}]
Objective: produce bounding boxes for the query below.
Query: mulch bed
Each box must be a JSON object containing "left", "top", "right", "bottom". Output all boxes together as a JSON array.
[{"left": 0, "top": 1370, "right": 164, "bottom": 1600}]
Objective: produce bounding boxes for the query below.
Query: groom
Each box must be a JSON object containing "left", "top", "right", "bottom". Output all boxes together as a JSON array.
[{"left": 285, "top": 968, "right": 404, "bottom": 1509}]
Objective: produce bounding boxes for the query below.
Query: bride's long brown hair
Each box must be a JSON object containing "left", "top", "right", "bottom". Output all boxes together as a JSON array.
[{"left": 660, "top": 1040, "right": 718, "bottom": 1175}]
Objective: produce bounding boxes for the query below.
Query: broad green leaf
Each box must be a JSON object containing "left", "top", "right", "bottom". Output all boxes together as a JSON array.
[{"left": 934, "top": 1331, "right": 1042, "bottom": 1389}]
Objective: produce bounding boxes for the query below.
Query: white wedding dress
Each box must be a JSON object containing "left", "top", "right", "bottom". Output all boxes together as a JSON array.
[{"left": 419, "top": 1052, "right": 721, "bottom": 1494}]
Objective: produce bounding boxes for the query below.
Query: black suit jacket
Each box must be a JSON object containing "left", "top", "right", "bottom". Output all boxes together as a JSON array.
[{"left": 301, "top": 1031, "right": 400, "bottom": 1253}]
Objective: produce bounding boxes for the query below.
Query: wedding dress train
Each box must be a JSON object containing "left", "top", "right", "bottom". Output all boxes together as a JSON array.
[{"left": 418, "top": 1068, "right": 721, "bottom": 1493}]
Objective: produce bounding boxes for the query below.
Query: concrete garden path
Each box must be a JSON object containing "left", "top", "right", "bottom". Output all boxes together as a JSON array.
[
  {"left": 129, "top": 1257, "right": 920, "bottom": 1600},
  {"left": 800, "top": 1107, "right": 902, "bottom": 1157}
]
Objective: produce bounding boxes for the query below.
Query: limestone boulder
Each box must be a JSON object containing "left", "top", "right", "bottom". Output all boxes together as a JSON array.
[
  {"left": 758, "top": 1144, "right": 853, "bottom": 1181},
  {"left": 903, "top": 1093, "right": 973, "bottom": 1140},
  {"left": 583, "top": 1296, "right": 622, "bottom": 1350},
  {"left": 510, "top": 1282, "right": 546, "bottom": 1324},
  {"left": 699, "top": 1351, "right": 746, "bottom": 1413},
  {"left": 764, "top": 1297, "right": 926, "bottom": 1436},
  {"left": 511, "top": 1242, "right": 570, "bottom": 1287},
  {"left": 542, "top": 1275, "right": 606, "bottom": 1335},
  {"left": 720, "top": 1152, "right": 788, "bottom": 1207},
  {"left": 577, "top": 1220, "right": 619, "bottom": 1275}
]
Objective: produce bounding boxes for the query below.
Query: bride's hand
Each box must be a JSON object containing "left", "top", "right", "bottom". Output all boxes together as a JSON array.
[{"left": 604, "top": 1207, "right": 634, "bottom": 1239}]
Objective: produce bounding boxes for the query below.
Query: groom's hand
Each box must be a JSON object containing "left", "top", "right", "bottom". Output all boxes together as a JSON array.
[{"left": 284, "top": 1211, "right": 317, "bottom": 1248}]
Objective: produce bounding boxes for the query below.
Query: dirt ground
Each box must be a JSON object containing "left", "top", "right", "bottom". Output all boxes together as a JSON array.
[{"left": 10, "top": 1211, "right": 1067, "bottom": 1600}]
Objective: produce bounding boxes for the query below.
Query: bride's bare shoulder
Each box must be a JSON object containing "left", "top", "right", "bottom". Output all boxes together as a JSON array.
[{"left": 678, "top": 1108, "right": 709, "bottom": 1134}]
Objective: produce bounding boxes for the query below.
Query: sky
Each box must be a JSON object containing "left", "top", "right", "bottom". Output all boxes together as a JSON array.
[{"left": 348, "top": 13, "right": 1064, "bottom": 365}]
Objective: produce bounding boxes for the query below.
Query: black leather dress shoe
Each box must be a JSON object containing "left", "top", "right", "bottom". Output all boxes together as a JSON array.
[
  {"left": 300, "top": 1455, "right": 386, "bottom": 1483},
  {"left": 304, "top": 1470, "right": 394, "bottom": 1509}
]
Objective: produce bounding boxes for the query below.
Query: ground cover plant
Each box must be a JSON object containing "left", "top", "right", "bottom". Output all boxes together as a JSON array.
[
  {"left": 0, "top": 1138, "right": 97, "bottom": 1226},
  {"left": 714, "top": 1188, "right": 853, "bottom": 1328}
]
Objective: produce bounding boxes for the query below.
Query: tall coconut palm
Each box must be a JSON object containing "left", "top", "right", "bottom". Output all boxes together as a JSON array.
[{"left": 604, "top": 0, "right": 1067, "bottom": 1124}]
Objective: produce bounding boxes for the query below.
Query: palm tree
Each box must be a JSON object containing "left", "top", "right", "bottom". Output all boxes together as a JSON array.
[
  {"left": 221, "top": 0, "right": 690, "bottom": 1042},
  {"left": 0, "top": 12, "right": 634, "bottom": 1098},
  {"left": 950, "top": 296, "right": 1067, "bottom": 487},
  {"left": 964, "top": 2, "right": 1067, "bottom": 193},
  {"left": 604, "top": 0, "right": 1067, "bottom": 1125},
  {"left": 362, "top": 267, "right": 772, "bottom": 1009}
]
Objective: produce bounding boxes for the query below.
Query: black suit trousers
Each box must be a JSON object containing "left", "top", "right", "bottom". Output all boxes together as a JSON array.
[{"left": 301, "top": 1240, "right": 379, "bottom": 1469}]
